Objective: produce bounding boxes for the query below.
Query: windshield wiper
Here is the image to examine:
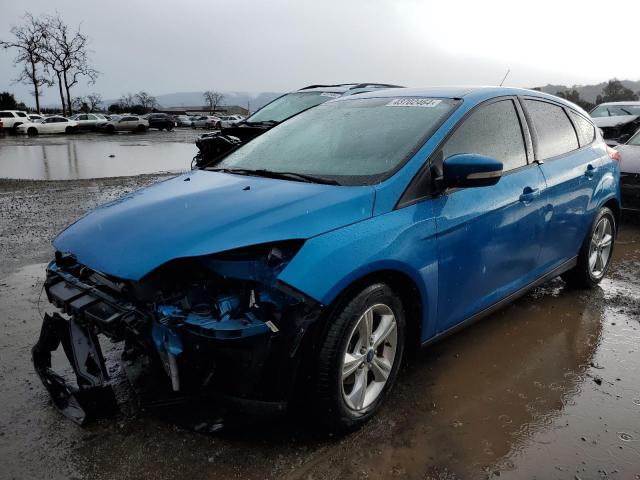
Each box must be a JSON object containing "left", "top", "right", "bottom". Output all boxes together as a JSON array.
[{"left": 208, "top": 168, "right": 340, "bottom": 185}]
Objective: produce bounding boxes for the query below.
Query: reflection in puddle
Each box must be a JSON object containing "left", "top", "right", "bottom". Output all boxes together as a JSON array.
[{"left": 0, "top": 138, "right": 195, "bottom": 179}]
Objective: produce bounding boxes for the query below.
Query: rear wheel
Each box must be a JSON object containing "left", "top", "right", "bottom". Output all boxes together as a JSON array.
[
  {"left": 105, "top": 124, "right": 115, "bottom": 134},
  {"left": 137, "top": 124, "right": 146, "bottom": 132},
  {"left": 313, "top": 283, "right": 405, "bottom": 431},
  {"left": 65, "top": 126, "right": 74, "bottom": 133},
  {"left": 562, "top": 206, "right": 616, "bottom": 288}
]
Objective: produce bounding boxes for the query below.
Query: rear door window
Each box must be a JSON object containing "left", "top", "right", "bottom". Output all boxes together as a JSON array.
[
  {"left": 16, "top": 112, "right": 27, "bottom": 117},
  {"left": 524, "top": 100, "right": 579, "bottom": 159},
  {"left": 569, "top": 111, "right": 595, "bottom": 146},
  {"left": 443, "top": 99, "right": 527, "bottom": 171}
]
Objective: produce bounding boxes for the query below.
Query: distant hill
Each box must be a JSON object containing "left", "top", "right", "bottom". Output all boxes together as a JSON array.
[
  {"left": 153, "top": 91, "right": 282, "bottom": 110},
  {"left": 534, "top": 80, "right": 640, "bottom": 103}
]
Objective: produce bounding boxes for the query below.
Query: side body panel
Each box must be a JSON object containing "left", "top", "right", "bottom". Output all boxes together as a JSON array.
[
  {"left": 278, "top": 202, "right": 440, "bottom": 341},
  {"left": 432, "top": 165, "right": 547, "bottom": 332}
]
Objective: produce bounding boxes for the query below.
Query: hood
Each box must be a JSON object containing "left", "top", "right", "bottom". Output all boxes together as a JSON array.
[
  {"left": 616, "top": 144, "right": 640, "bottom": 174},
  {"left": 592, "top": 115, "right": 639, "bottom": 128},
  {"left": 53, "top": 170, "right": 375, "bottom": 280}
]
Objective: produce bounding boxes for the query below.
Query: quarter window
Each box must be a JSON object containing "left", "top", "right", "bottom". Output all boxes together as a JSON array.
[
  {"left": 443, "top": 99, "right": 527, "bottom": 171},
  {"left": 569, "top": 111, "right": 595, "bottom": 146},
  {"left": 524, "top": 100, "right": 579, "bottom": 159}
]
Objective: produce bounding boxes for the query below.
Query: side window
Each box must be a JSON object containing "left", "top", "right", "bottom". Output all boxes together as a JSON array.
[
  {"left": 17, "top": 112, "right": 27, "bottom": 117},
  {"left": 569, "top": 111, "right": 595, "bottom": 146},
  {"left": 524, "top": 100, "right": 579, "bottom": 159},
  {"left": 78, "top": 115, "right": 88, "bottom": 121},
  {"left": 443, "top": 99, "right": 527, "bottom": 171}
]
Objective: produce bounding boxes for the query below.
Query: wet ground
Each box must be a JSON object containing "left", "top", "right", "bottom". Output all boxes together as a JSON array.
[
  {"left": 0, "top": 129, "right": 200, "bottom": 180},
  {"left": 0, "top": 137, "right": 639, "bottom": 479}
]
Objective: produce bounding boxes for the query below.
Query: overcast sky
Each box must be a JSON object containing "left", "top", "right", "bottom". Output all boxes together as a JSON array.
[{"left": 2, "top": 0, "right": 639, "bottom": 107}]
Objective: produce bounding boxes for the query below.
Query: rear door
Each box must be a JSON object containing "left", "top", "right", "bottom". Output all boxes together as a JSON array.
[
  {"left": 521, "top": 99, "right": 601, "bottom": 270},
  {"left": 433, "top": 97, "right": 548, "bottom": 332}
]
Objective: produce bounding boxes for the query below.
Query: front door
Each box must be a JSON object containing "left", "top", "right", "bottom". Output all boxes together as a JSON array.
[{"left": 432, "top": 98, "right": 548, "bottom": 333}]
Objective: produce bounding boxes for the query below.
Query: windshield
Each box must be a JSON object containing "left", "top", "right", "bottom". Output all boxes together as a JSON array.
[
  {"left": 591, "top": 104, "right": 640, "bottom": 117},
  {"left": 246, "top": 91, "right": 340, "bottom": 123},
  {"left": 628, "top": 130, "right": 640, "bottom": 146},
  {"left": 214, "top": 97, "right": 459, "bottom": 185}
]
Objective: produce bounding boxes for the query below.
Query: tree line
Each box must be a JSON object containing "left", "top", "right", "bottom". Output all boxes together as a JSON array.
[
  {"left": 551, "top": 79, "right": 639, "bottom": 111},
  {"left": 1, "top": 12, "right": 98, "bottom": 116}
]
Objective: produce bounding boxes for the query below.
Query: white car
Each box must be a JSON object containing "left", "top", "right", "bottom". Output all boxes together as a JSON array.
[
  {"left": 28, "top": 114, "right": 44, "bottom": 122},
  {"left": 218, "top": 114, "right": 245, "bottom": 128},
  {"left": 16, "top": 116, "right": 79, "bottom": 135},
  {"left": 100, "top": 115, "right": 149, "bottom": 133},
  {"left": 191, "top": 115, "right": 222, "bottom": 129},
  {"left": 0, "top": 110, "right": 30, "bottom": 130},
  {"left": 176, "top": 115, "right": 192, "bottom": 127},
  {"left": 69, "top": 113, "right": 109, "bottom": 130}
]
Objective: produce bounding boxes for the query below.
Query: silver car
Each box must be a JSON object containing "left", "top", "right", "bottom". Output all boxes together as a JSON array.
[
  {"left": 191, "top": 115, "right": 222, "bottom": 129},
  {"left": 70, "top": 113, "right": 109, "bottom": 130},
  {"left": 100, "top": 115, "right": 149, "bottom": 133}
]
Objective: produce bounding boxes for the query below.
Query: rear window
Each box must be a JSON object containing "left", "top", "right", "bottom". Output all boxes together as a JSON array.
[
  {"left": 16, "top": 112, "right": 27, "bottom": 117},
  {"left": 569, "top": 111, "right": 595, "bottom": 146},
  {"left": 525, "top": 100, "right": 579, "bottom": 160}
]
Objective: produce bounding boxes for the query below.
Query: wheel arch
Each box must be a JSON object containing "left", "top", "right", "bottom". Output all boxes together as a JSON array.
[
  {"left": 320, "top": 266, "right": 426, "bottom": 351},
  {"left": 602, "top": 197, "right": 620, "bottom": 230}
]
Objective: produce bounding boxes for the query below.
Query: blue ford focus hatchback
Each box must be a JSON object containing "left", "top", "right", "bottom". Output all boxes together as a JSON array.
[{"left": 36, "top": 87, "right": 620, "bottom": 430}]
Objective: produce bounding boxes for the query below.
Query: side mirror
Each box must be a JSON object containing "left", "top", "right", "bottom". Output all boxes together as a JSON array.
[{"left": 443, "top": 153, "right": 503, "bottom": 189}]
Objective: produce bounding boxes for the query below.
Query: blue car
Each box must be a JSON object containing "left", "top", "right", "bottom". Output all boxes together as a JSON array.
[{"left": 35, "top": 87, "right": 620, "bottom": 430}]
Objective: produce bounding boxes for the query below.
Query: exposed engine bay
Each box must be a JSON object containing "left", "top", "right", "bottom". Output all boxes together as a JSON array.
[{"left": 33, "top": 242, "right": 322, "bottom": 427}]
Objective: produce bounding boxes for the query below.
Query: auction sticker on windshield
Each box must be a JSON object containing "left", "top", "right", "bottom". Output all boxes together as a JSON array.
[
  {"left": 386, "top": 98, "right": 442, "bottom": 108},
  {"left": 320, "top": 92, "right": 341, "bottom": 98}
]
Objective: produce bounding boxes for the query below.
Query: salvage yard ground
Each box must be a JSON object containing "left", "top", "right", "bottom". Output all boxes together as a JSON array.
[{"left": 0, "top": 134, "right": 639, "bottom": 479}]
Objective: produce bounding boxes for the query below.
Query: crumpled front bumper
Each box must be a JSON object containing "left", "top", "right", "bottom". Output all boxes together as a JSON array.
[{"left": 33, "top": 258, "right": 323, "bottom": 427}]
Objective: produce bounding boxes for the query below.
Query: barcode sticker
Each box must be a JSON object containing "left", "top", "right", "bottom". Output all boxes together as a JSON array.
[
  {"left": 386, "top": 98, "right": 442, "bottom": 108},
  {"left": 320, "top": 92, "right": 341, "bottom": 98}
]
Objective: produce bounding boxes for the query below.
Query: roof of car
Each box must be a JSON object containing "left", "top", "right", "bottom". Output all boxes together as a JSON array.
[
  {"left": 296, "top": 83, "right": 403, "bottom": 94},
  {"left": 595, "top": 101, "right": 640, "bottom": 106},
  {"left": 328, "top": 86, "right": 589, "bottom": 113}
]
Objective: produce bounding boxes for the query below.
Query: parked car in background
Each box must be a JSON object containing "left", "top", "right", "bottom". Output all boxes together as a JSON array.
[
  {"left": 28, "top": 114, "right": 44, "bottom": 122},
  {"left": 33, "top": 87, "right": 620, "bottom": 431},
  {"left": 191, "top": 115, "right": 222, "bottom": 129},
  {"left": 218, "top": 114, "right": 245, "bottom": 128},
  {"left": 590, "top": 101, "right": 640, "bottom": 146},
  {"left": 16, "top": 116, "right": 79, "bottom": 135},
  {"left": 614, "top": 130, "right": 640, "bottom": 212},
  {"left": 100, "top": 115, "right": 149, "bottom": 133},
  {"left": 175, "top": 115, "right": 192, "bottom": 127},
  {"left": 147, "top": 113, "right": 177, "bottom": 131},
  {"left": 0, "top": 110, "right": 29, "bottom": 131},
  {"left": 193, "top": 83, "right": 403, "bottom": 167},
  {"left": 69, "top": 113, "right": 109, "bottom": 130}
]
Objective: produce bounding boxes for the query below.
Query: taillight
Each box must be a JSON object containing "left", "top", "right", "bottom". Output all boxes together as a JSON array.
[{"left": 607, "top": 146, "right": 621, "bottom": 162}]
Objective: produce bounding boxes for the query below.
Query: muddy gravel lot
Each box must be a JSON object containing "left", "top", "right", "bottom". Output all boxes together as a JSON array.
[{"left": 1, "top": 134, "right": 639, "bottom": 479}]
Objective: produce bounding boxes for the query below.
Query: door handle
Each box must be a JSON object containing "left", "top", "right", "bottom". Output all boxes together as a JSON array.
[
  {"left": 519, "top": 187, "right": 540, "bottom": 203},
  {"left": 585, "top": 164, "right": 596, "bottom": 179}
]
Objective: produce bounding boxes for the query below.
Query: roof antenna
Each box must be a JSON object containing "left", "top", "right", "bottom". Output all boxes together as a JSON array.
[{"left": 499, "top": 69, "right": 510, "bottom": 87}]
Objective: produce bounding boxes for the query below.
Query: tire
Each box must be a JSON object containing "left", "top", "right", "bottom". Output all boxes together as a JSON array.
[
  {"left": 166, "top": 124, "right": 173, "bottom": 131},
  {"left": 27, "top": 127, "right": 38, "bottom": 136},
  {"left": 105, "top": 125, "right": 115, "bottom": 134},
  {"left": 562, "top": 206, "right": 616, "bottom": 288},
  {"left": 137, "top": 124, "right": 146, "bottom": 132},
  {"left": 65, "top": 126, "right": 73, "bottom": 133},
  {"left": 191, "top": 123, "right": 196, "bottom": 129},
  {"left": 313, "top": 282, "right": 405, "bottom": 431}
]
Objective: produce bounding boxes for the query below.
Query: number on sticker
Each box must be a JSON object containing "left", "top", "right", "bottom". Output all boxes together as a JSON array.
[{"left": 386, "top": 98, "right": 442, "bottom": 108}]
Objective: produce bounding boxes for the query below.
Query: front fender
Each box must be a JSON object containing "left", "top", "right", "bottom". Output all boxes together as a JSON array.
[{"left": 278, "top": 203, "right": 439, "bottom": 341}]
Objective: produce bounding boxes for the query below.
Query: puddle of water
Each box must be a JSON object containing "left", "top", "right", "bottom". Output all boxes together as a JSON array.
[{"left": 0, "top": 138, "right": 196, "bottom": 180}]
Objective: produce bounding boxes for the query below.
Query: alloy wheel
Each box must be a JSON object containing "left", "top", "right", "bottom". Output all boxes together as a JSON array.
[
  {"left": 588, "top": 216, "right": 613, "bottom": 278},
  {"left": 341, "top": 303, "right": 397, "bottom": 412}
]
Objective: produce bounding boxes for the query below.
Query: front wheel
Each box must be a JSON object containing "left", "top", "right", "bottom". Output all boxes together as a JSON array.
[
  {"left": 562, "top": 206, "right": 616, "bottom": 288},
  {"left": 312, "top": 283, "right": 405, "bottom": 431}
]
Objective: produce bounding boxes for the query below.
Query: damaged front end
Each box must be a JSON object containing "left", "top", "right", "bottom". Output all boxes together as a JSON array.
[{"left": 33, "top": 242, "right": 323, "bottom": 426}]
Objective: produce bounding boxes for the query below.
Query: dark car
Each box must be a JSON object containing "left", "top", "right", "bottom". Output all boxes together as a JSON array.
[
  {"left": 193, "top": 83, "right": 403, "bottom": 168},
  {"left": 615, "top": 130, "right": 640, "bottom": 211},
  {"left": 147, "top": 113, "right": 176, "bottom": 131}
]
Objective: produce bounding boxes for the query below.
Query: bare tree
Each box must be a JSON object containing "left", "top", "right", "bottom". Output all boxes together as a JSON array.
[
  {"left": 39, "top": 14, "right": 99, "bottom": 115},
  {"left": 203, "top": 91, "right": 224, "bottom": 113},
  {"left": 134, "top": 91, "right": 158, "bottom": 112},
  {"left": 0, "top": 13, "right": 50, "bottom": 113},
  {"left": 86, "top": 92, "right": 102, "bottom": 112},
  {"left": 72, "top": 96, "right": 88, "bottom": 112},
  {"left": 117, "top": 93, "right": 135, "bottom": 110}
]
